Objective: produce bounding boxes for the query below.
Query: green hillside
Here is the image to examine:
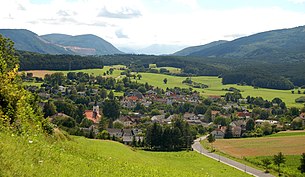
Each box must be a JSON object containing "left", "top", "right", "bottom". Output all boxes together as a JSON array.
[
  {"left": 0, "top": 29, "right": 123, "bottom": 55},
  {"left": 0, "top": 29, "right": 73, "bottom": 54},
  {"left": 174, "top": 40, "right": 227, "bottom": 56},
  {"left": 188, "top": 25, "right": 305, "bottom": 61},
  {"left": 0, "top": 132, "right": 251, "bottom": 177}
]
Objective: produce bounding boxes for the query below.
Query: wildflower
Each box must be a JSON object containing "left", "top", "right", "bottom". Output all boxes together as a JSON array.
[{"left": 29, "top": 140, "right": 33, "bottom": 144}]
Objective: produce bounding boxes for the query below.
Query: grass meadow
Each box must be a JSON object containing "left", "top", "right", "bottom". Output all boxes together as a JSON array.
[{"left": 0, "top": 132, "right": 251, "bottom": 177}]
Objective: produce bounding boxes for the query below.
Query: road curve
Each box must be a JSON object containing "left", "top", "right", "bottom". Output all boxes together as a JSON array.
[{"left": 191, "top": 136, "right": 275, "bottom": 177}]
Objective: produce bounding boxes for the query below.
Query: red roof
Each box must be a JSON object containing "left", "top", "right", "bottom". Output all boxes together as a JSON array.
[
  {"left": 84, "top": 110, "right": 101, "bottom": 123},
  {"left": 128, "top": 96, "right": 138, "bottom": 101}
]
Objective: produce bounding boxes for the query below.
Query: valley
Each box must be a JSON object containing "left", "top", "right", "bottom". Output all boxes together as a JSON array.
[{"left": 24, "top": 67, "right": 305, "bottom": 108}]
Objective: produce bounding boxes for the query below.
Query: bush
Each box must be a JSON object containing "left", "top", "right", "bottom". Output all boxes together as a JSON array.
[{"left": 295, "top": 96, "right": 305, "bottom": 103}]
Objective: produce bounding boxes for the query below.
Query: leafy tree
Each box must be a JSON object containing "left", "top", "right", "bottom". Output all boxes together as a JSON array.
[
  {"left": 0, "top": 35, "right": 51, "bottom": 134},
  {"left": 108, "top": 90, "right": 115, "bottom": 100},
  {"left": 207, "top": 133, "right": 216, "bottom": 151},
  {"left": 298, "top": 153, "right": 305, "bottom": 173},
  {"left": 100, "top": 88, "right": 107, "bottom": 99},
  {"left": 273, "top": 152, "right": 286, "bottom": 176},
  {"left": 289, "top": 107, "right": 300, "bottom": 117},
  {"left": 43, "top": 101, "right": 57, "bottom": 118},
  {"left": 246, "top": 118, "right": 255, "bottom": 131},
  {"left": 261, "top": 158, "right": 272, "bottom": 173},
  {"left": 113, "top": 121, "right": 124, "bottom": 129},
  {"left": 102, "top": 100, "right": 120, "bottom": 120},
  {"left": 137, "top": 74, "right": 142, "bottom": 80},
  {"left": 80, "top": 118, "right": 93, "bottom": 128}
]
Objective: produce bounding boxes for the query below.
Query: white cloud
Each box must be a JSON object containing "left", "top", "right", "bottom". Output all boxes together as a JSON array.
[{"left": 288, "top": 0, "right": 305, "bottom": 4}]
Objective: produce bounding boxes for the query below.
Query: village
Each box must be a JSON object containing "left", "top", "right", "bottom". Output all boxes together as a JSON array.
[{"left": 23, "top": 68, "right": 305, "bottom": 146}]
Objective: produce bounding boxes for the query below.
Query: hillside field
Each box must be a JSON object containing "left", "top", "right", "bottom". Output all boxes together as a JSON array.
[
  {"left": 211, "top": 130, "right": 305, "bottom": 177},
  {"left": 23, "top": 68, "right": 305, "bottom": 107},
  {"left": 0, "top": 132, "right": 251, "bottom": 177}
]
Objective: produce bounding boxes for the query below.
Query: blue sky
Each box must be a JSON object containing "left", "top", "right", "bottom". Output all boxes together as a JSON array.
[{"left": 1, "top": 0, "right": 305, "bottom": 51}]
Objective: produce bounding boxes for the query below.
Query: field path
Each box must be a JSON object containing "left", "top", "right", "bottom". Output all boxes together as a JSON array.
[{"left": 192, "top": 136, "right": 275, "bottom": 177}]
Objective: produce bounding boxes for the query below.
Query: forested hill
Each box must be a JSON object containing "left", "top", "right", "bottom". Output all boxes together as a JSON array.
[
  {"left": 173, "top": 40, "right": 227, "bottom": 56},
  {"left": 0, "top": 29, "right": 123, "bottom": 55},
  {"left": 176, "top": 25, "right": 305, "bottom": 61},
  {"left": 41, "top": 34, "right": 123, "bottom": 55}
]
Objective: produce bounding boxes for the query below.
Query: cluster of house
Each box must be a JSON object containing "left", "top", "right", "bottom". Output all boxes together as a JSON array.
[{"left": 120, "top": 90, "right": 200, "bottom": 109}]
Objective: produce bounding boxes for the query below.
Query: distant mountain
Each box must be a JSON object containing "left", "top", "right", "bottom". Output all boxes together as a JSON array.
[
  {"left": 0, "top": 29, "right": 123, "bottom": 55},
  {"left": 0, "top": 29, "right": 73, "bottom": 55},
  {"left": 186, "top": 26, "right": 305, "bottom": 61},
  {"left": 133, "top": 44, "right": 187, "bottom": 55},
  {"left": 41, "top": 34, "right": 123, "bottom": 55},
  {"left": 173, "top": 40, "right": 228, "bottom": 56}
]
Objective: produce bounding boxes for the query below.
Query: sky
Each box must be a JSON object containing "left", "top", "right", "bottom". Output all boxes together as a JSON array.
[{"left": 1, "top": 0, "right": 305, "bottom": 50}]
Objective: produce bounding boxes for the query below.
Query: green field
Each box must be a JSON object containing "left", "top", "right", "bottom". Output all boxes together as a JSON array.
[
  {"left": 0, "top": 132, "right": 250, "bottom": 177},
  {"left": 23, "top": 65, "right": 125, "bottom": 78},
  {"left": 210, "top": 131, "right": 305, "bottom": 177},
  {"left": 133, "top": 72, "right": 305, "bottom": 108}
]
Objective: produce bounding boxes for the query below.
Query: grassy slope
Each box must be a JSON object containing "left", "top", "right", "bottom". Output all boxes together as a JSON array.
[{"left": 0, "top": 133, "right": 250, "bottom": 177}]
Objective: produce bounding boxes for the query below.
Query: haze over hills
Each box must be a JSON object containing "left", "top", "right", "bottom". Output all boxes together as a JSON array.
[
  {"left": 173, "top": 40, "right": 228, "bottom": 56},
  {"left": 0, "top": 29, "right": 123, "bottom": 55},
  {"left": 119, "top": 44, "right": 187, "bottom": 55},
  {"left": 175, "top": 25, "right": 305, "bottom": 61}
]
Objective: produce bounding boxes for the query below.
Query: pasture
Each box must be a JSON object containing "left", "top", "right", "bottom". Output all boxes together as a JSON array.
[
  {"left": 0, "top": 132, "right": 250, "bottom": 177},
  {"left": 209, "top": 131, "right": 305, "bottom": 177},
  {"left": 213, "top": 133, "right": 305, "bottom": 158}
]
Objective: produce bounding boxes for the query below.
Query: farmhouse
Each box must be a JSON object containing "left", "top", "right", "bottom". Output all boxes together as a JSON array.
[{"left": 211, "top": 129, "right": 225, "bottom": 139}]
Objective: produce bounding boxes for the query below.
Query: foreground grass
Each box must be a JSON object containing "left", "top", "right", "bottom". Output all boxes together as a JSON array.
[{"left": 0, "top": 132, "right": 250, "bottom": 177}]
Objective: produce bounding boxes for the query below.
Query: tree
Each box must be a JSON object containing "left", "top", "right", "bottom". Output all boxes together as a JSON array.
[
  {"left": 113, "top": 121, "right": 124, "bottom": 129},
  {"left": 102, "top": 100, "right": 120, "bottom": 120},
  {"left": 246, "top": 118, "right": 255, "bottom": 131},
  {"left": 43, "top": 101, "right": 57, "bottom": 118},
  {"left": 207, "top": 133, "right": 216, "bottom": 152},
  {"left": 137, "top": 74, "right": 142, "bottom": 80},
  {"left": 298, "top": 153, "right": 305, "bottom": 173},
  {"left": 273, "top": 152, "right": 286, "bottom": 176},
  {"left": 0, "top": 35, "right": 52, "bottom": 134},
  {"left": 261, "top": 158, "right": 272, "bottom": 173},
  {"left": 163, "top": 78, "right": 168, "bottom": 84},
  {"left": 108, "top": 90, "right": 115, "bottom": 100}
]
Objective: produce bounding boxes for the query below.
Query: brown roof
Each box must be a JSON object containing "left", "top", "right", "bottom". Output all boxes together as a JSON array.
[{"left": 84, "top": 110, "right": 101, "bottom": 123}]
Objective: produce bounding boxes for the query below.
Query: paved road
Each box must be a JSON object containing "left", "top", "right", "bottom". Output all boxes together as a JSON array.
[{"left": 192, "top": 136, "right": 275, "bottom": 177}]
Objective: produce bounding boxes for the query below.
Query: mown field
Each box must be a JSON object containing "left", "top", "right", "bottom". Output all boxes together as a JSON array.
[
  {"left": 0, "top": 132, "right": 251, "bottom": 177},
  {"left": 211, "top": 131, "right": 305, "bottom": 177},
  {"left": 23, "top": 68, "right": 305, "bottom": 107},
  {"left": 22, "top": 65, "right": 126, "bottom": 78}
]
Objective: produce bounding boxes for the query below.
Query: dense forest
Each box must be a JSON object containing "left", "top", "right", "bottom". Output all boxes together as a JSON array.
[{"left": 18, "top": 51, "right": 305, "bottom": 89}]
